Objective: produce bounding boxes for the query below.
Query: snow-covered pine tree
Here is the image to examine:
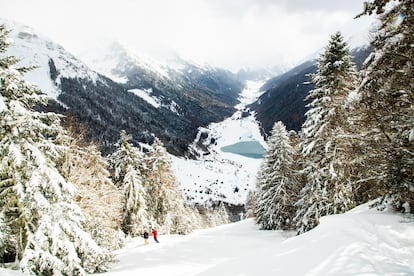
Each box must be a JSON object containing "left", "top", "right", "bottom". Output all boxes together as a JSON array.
[
  {"left": 59, "top": 121, "right": 124, "bottom": 250},
  {"left": 204, "top": 202, "right": 229, "bottom": 227},
  {"left": 144, "top": 137, "right": 195, "bottom": 233},
  {"left": 245, "top": 190, "right": 257, "bottom": 218},
  {"left": 357, "top": 0, "right": 393, "bottom": 17},
  {"left": 0, "top": 24, "right": 111, "bottom": 275},
  {"left": 163, "top": 198, "right": 201, "bottom": 235},
  {"left": 287, "top": 130, "right": 306, "bottom": 196},
  {"left": 215, "top": 202, "right": 230, "bottom": 225},
  {"left": 255, "top": 121, "right": 299, "bottom": 230},
  {"left": 295, "top": 32, "right": 358, "bottom": 234},
  {"left": 254, "top": 161, "right": 271, "bottom": 227},
  {"left": 355, "top": 0, "right": 414, "bottom": 212},
  {"left": 109, "top": 130, "right": 149, "bottom": 236}
]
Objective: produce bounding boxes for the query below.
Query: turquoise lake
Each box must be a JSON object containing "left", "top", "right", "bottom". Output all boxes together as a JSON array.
[{"left": 220, "top": 141, "right": 265, "bottom": 159}]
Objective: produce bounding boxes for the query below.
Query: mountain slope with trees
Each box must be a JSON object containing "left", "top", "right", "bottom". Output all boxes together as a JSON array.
[
  {"left": 0, "top": 24, "right": 230, "bottom": 274},
  {"left": 0, "top": 25, "right": 112, "bottom": 274},
  {"left": 249, "top": 47, "right": 371, "bottom": 135},
  {"left": 3, "top": 20, "right": 243, "bottom": 156},
  {"left": 254, "top": 0, "right": 413, "bottom": 235}
]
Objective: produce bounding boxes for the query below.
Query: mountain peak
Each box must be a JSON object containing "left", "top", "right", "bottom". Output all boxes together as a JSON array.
[{"left": 1, "top": 18, "right": 99, "bottom": 101}]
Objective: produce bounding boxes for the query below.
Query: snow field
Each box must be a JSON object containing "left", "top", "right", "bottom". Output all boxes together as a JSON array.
[
  {"left": 172, "top": 80, "right": 267, "bottom": 205},
  {"left": 103, "top": 204, "right": 414, "bottom": 276},
  {"left": 104, "top": 218, "right": 286, "bottom": 276}
]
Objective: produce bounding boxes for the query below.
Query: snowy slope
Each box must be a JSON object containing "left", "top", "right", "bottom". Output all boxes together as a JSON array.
[
  {"left": 3, "top": 204, "right": 413, "bottom": 275},
  {"left": 80, "top": 41, "right": 172, "bottom": 83},
  {"left": 101, "top": 204, "right": 414, "bottom": 276},
  {"left": 80, "top": 40, "right": 219, "bottom": 85},
  {"left": 172, "top": 80, "right": 267, "bottom": 205},
  {"left": 1, "top": 19, "right": 98, "bottom": 102}
]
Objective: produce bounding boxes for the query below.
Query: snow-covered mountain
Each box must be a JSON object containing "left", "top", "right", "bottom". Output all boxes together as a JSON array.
[
  {"left": 2, "top": 19, "right": 267, "bottom": 210},
  {"left": 249, "top": 46, "right": 372, "bottom": 134},
  {"left": 236, "top": 66, "right": 286, "bottom": 82},
  {"left": 3, "top": 19, "right": 99, "bottom": 103},
  {"left": 81, "top": 41, "right": 244, "bottom": 107},
  {"left": 1, "top": 19, "right": 242, "bottom": 156}
]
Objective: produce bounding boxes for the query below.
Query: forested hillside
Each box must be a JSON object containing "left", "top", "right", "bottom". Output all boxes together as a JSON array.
[
  {"left": 0, "top": 25, "right": 230, "bottom": 274},
  {"left": 253, "top": 0, "right": 413, "bottom": 235},
  {"left": 249, "top": 47, "right": 372, "bottom": 135},
  {"left": 4, "top": 20, "right": 243, "bottom": 156}
]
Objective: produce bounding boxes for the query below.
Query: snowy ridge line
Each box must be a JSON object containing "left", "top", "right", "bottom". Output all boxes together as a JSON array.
[
  {"left": 80, "top": 39, "right": 220, "bottom": 88},
  {"left": 1, "top": 18, "right": 101, "bottom": 102},
  {"left": 81, "top": 41, "right": 173, "bottom": 83}
]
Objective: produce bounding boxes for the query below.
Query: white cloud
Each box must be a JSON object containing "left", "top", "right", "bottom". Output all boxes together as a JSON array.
[{"left": 0, "top": 0, "right": 374, "bottom": 71}]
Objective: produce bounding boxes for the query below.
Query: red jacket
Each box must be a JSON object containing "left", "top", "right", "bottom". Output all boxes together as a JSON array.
[{"left": 151, "top": 229, "right": 157, "bottom": 238}]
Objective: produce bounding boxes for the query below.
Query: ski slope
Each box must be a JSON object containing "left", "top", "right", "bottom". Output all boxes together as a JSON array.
[{"left": 103, "top": 204, "right": 414, "bottom": 276}]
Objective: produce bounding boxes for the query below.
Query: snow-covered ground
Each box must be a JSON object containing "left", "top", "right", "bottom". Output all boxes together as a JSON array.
[
  {"left": 172, "top": 80, "right": 267, "bottom": 205},
  {"left": 101, "top": 204, "right": 414, "bottom": 276},
  {"left": 2, "top": 203, "right": 413, "bottom": 275}
]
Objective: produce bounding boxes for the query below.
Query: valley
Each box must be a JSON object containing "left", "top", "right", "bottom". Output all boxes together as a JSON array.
[
  {"left": 172, "top": 80, "right": 267, "bottom": 207},
  {"left": 0, "top": 18, "right": 374, "bottom": 212},
  {"left": 1, "top": 0, "right": 414, "bottom": 275}
]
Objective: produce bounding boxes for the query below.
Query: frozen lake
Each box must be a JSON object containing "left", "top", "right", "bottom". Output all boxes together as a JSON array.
[{"left": 220, "top": 140, "right": 265, "bottom": 159}]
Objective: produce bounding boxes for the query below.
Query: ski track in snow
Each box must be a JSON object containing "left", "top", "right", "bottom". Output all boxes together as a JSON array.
[
  {"left": 2, "top": 204, "right": 413, "bottom": 275},
  {"left": 103, "top": 219, "right": 287, "bottom": 276},
  {"left": 102, "top": 204, "right": 414, "bottom": 276}
]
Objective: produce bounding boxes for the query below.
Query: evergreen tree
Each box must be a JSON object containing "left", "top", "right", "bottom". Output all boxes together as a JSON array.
[
  {"left": 245, "top": 190, "right": 257, "bottom": 218},
  {"left": 357, "top": 0, "right": 394, "bottom": 17},
  {"left": 295, "top": 32, "right": 358, "bottom": 233},
  {"left": 0, "top": 25, "right": 110, "bottom": 275},
  {"left": 205, "top": 203, "right": 229, "bottom": 227},
  {"left": 355, "top": 0, "right": 414, "bottom": 212},
  {"left": 109, "top": 130, "right": 149, "bottom": 236},
  {"left": 254, "top": 153, "right": 275, "bottom": 229},
  {"left": 163, "top": 198, "right": 200, "bottom": 235},
  {"left": 255, "top": 121, "right": 299, "bottom": 230}
]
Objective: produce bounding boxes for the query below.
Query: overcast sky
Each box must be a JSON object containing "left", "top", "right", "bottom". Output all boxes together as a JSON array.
[{"left": 0, "top": 0, "right": 375, "bottom": 71}]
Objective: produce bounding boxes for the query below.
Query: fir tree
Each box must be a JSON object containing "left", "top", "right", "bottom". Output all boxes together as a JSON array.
[
  {"left": 245, "top": 190, "right": 257, "bottom": 218},
  {"left": 163, "top": 199, "right": 200, "bottom": 235},
  {"left": 109, "top": 130, "right": 149, "bottom": 236},
  {"left": 205, "top": 203, "right": 229, "bottom": 227},
  {"left": 295, "top": 32, "right": 358, "bottom": 233},
  {"left": 357, "top": 0, "right": 394, "bottom": 17},
  {"left": 355, "top": 0, "right": 414, "bottom": 212},
  {"left": 0, "top": 24, "right": 110, "bottom": 275},
  {"left": 255, "top": 121, "right": 299, "bottom": 230}
]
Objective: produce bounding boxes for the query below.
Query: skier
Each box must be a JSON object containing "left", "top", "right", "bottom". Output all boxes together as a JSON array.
[
  {"left": 143, "top": 231, "right": 149, "bottom": 245},
  {"left": 151, "top": 228, "right": 159, "bottom": 243}
]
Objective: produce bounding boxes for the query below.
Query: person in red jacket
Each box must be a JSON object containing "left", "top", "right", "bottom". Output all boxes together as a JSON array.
[{"left": 151, "top": 228, "right": 159, "bottom": 243}]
